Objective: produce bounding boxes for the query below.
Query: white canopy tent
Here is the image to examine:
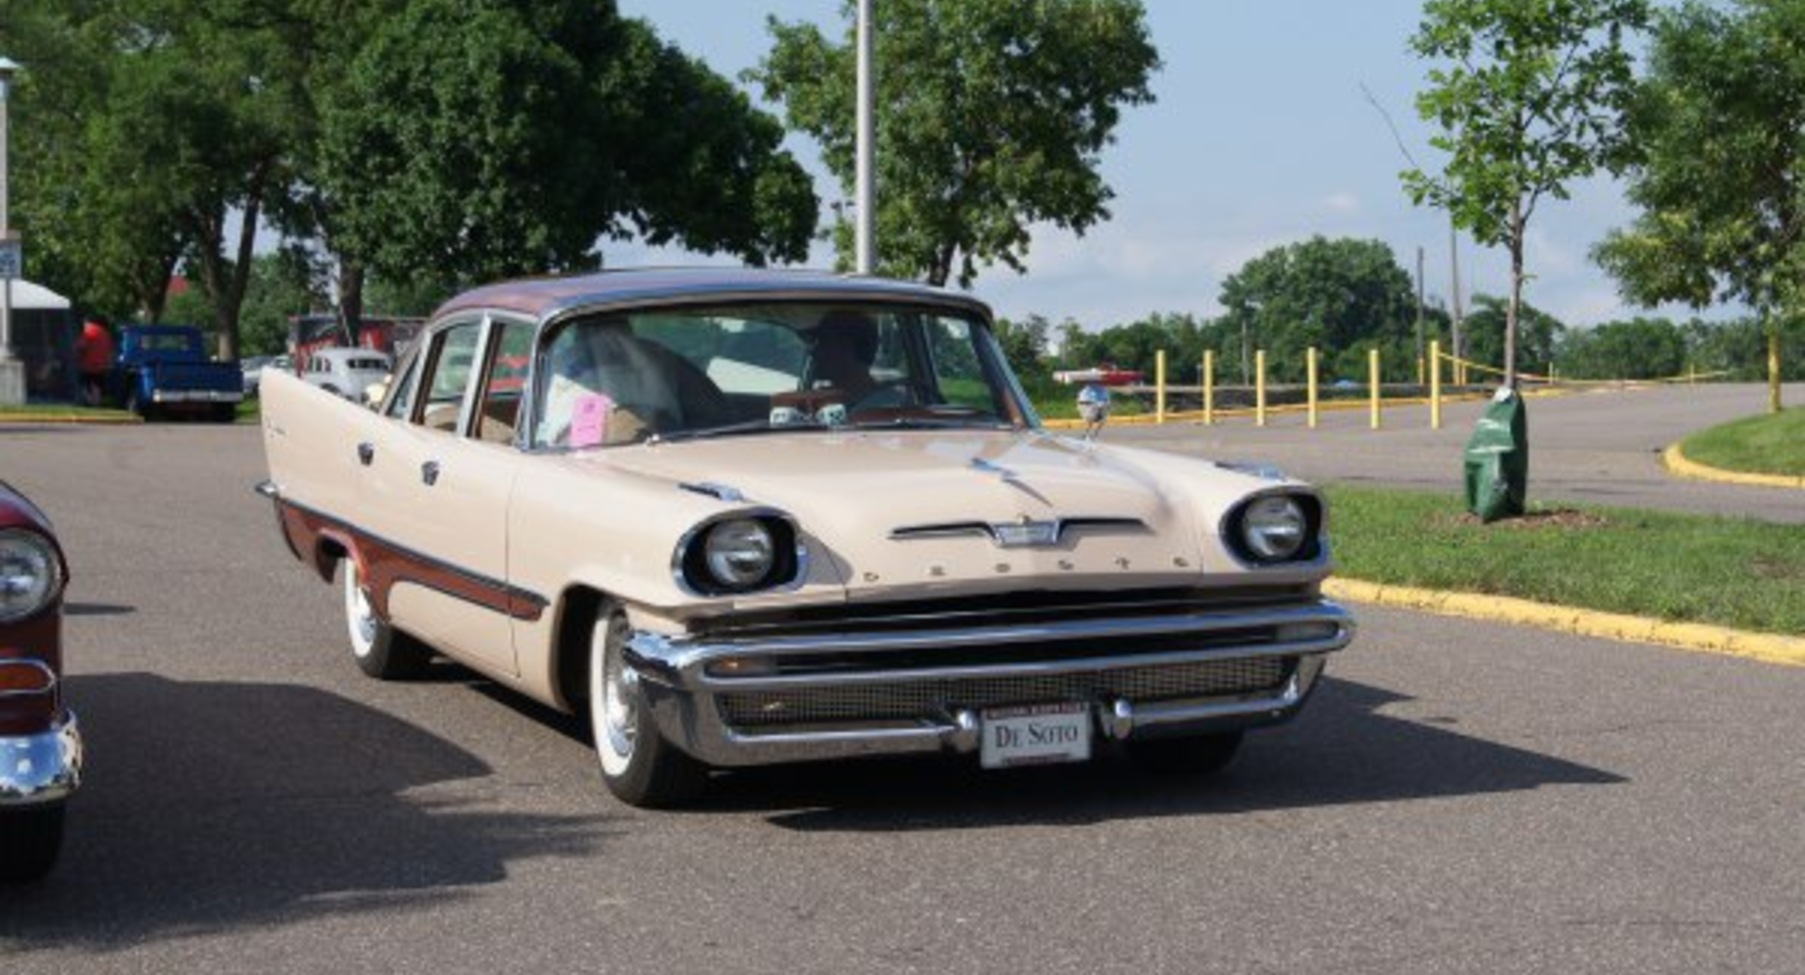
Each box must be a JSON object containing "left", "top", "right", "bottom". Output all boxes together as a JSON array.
[
  {"left": 7, "top": 278, "right": 72, "bottom": 310},
  {"left": 3, "top": 278, "right": 79, "bottom": 401}
]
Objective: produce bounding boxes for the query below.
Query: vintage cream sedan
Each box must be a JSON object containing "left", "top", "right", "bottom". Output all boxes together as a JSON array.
[{"left": 258, "top": 268, "right": 1354, "bottom": 807}]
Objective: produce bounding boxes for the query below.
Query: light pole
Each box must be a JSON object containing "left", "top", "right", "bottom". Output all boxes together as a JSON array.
[
  {"left": 854, "top": 0, "right": 875, "bottom": 275},
  {"left": 0, "top": 56, "right": 23, "bottom": 407}
]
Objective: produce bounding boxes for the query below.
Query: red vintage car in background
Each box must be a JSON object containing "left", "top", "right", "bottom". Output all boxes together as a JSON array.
[{"left": 0, "top": 481, "right": 83, "bottom": 882}]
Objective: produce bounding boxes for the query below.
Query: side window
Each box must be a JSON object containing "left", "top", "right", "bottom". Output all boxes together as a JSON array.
[
  {"left": 420, "top": 322, "right": 482, "bottom": 432},
  {"left": 923, "top": 318, "right": 1001, "bottom": 414},
  {"left": 383, "top": 354, "right": 422, "bottom": 420},
  {"left": 475, "top": 320, "right": 532, "bottom": 444}
]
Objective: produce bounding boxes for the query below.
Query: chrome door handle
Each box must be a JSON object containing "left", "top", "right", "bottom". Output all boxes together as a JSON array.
[
  {"left": 421, "top": 460, "right": 441, "bottom": 486},
  {"left": 357, "top": 442, "right": 375, "bottom": 466}
]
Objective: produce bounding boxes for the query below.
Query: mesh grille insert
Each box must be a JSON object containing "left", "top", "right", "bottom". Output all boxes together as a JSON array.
[{"left": 719, "top": 656, "right": 1291, "bottom": 731}]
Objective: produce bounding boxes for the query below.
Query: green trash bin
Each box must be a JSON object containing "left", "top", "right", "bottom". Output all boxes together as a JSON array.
[{"left": 1464, "top": 387, "right": 1528, "bottom": 522}]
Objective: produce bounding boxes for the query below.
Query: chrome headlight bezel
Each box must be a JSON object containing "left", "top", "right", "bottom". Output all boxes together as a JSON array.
[
  {"left": 0, "top": 528, "right": 66, "bottom": 624},
  {"left": 675, "top": 512, "right": 806, "bottom": 596},
  {"left": 1222, "top": 491, "right": 1324, "bottom": 567}
]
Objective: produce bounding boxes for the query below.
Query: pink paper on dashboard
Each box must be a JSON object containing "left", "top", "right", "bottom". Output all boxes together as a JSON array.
[{"left": 570, "top": 392, "right": 614, "bottom": 448}]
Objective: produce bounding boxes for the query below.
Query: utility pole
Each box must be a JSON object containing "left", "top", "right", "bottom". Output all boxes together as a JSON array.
[
  {"left": 854, "top": 0, "right": 876, "bottom": 275},
  {"left": 1415, "top": 245, "right": 1426, "bottom": 385},
  {"left": 1449, "top": 221, "right": 1464, "bottom": 382},
  {"left": 0, "top": 56, "right": 23, "bottom": 406}
]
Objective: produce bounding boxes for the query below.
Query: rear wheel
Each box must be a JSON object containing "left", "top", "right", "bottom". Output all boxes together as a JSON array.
[
  {"left": 1126, "top": 731, "right": 1245, "bottom": 776},
  {"left": 0, "top": 805, "right": 65, "bottom": 884},
  {"left": 343, "top": 559, "right": 431, "bottom": 679},
  {"left": 588, "top": 605, "right": 707, "bottom": 807}
]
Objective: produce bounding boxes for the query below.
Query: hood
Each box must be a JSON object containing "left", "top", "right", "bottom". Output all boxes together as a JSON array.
[{"left": 598, "top": 429, "right": 1217, "bottom": 596}]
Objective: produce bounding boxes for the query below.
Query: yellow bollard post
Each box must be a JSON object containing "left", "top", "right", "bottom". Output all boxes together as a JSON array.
[
  {"left": 1369, "top": 348, "right": 1381, "bottom": 430},
  {"left": 1430, "top": 340, "right": 1442, "bottom": 430},
  {"left": 1306, "top": 347, "right": 1318, "bottom": 428},
  {"left": 1771, "top": 330, "right": 1783, "bottom": 414},
  {"left": 1155, "top": 349, "right": 1167, "bottom": 424},
  {"left": 1255, "top": 349, "right": 1267, "bottom": 427},
  {"left": 1202, "top": 350, "right": 1214, "bottom": 426}
]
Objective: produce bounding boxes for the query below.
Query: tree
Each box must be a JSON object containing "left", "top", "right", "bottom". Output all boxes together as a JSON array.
[
  {"left": 1555, "top": 316, "right": 1683, "bottom": 380},
  {"left": 6, "top": 0, "right": 817, "bottom": 364},
  {"left": 318, "top": 0, "right": 817, "bottom": 293},
  {"left": 1217, "top": 237, "right": 1417, "bottom": 383},
  {"left": 1462, "top": 293, "right": 1565, "bottom": 378},
  {"left": 1593, "top": 0, "right": 1805, "bottom": 412},
  {"left": 993, "top": 314, "right": 1051, "bottom": 379},
  {"left": 750, "top": 0, "right": 1159, "bottom": 287},
  {"left": 1405, "top": 0, "right": 1649, "bottom": 388}
]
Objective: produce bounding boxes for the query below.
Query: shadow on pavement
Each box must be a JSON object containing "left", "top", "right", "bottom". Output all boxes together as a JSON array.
[
  {"left": 0, "top": 673, "right": 616, "bottom": 949},
  {"left": 689, "top": 677, "right": 1624, "bottom": 831}
]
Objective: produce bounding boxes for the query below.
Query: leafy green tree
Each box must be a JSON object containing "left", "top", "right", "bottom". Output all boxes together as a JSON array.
[
  {"left": 1217, "top": 237, "right": 1417, "bottom": 383},
  {"left": 1462, "top": 293, "right": 1565, "bottom": 379},
  {"left": 319, "top": 0, "right": 816, "bottom": 293},
  {"left": 1554, "top": 316, "right": 1683, "bottom": 380},
  {"left": 993, "top": 314, "right": 1052, "bottom": 380},
  {"left": 1405, "top": 0, "right": 1649, "bottom": 388},
  {"left": 1593, "top": 0, "right": 1805, "bottom": 411},
  {"left": 1683, "top": 317, "right": 1805, "bottom": 382},
  {"left": 751, "top": 0, "right": 1159, "bottom": 287}
]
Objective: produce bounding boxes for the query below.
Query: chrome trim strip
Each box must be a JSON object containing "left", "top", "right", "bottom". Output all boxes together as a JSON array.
[
  {"left": 0, "top": 710, "right": 82, "bottom": 806},
  {"left": 271, "top": 494, "right": 549, "bottom": 618},
  {"left": 0, "top": 659, "right": 57, "bottom": 699},
  {"left": 631, "top": 602, "right": 1354, "bottom": 682},
  {"left": 889, "top": 516, "right": 1147, "bottom": 546}
]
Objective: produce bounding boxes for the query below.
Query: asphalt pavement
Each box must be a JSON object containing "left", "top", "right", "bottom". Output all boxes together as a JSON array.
[{"left": 0, "top": 414, "right": 1801, "bottom": 973}]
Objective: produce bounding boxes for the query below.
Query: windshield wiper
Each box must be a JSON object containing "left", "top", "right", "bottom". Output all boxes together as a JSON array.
[{"left": 645, "top": 418, "right": 827, "bottom": 445}]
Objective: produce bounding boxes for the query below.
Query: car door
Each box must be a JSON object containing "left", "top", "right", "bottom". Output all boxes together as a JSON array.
[{"left": 358, "top": 315, "right": 525, "bottom": 678}]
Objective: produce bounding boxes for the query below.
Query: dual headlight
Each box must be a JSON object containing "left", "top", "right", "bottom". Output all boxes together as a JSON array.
[
  {"left": 1225, "top": 493, "right": 1323, "bottom": 566},
  {"left": 676, "top": 514, "right": 803, "bottom": 596},
  {"left": 0, "top": 529, "right": 64, "bottom": 623}
]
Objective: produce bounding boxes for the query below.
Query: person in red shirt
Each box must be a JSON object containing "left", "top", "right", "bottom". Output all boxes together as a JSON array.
[{"left": 75, "top": 316, "right": 115, "bottom": 406}]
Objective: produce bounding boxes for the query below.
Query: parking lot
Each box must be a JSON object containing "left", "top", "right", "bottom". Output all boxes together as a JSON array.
[{"left": 2, "top": 417, "right": 1802, "bottom": 974}]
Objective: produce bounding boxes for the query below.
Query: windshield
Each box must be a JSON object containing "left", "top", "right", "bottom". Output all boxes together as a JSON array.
[{"left": 533, "top": 301, "right": 1031, "bottom": 449}]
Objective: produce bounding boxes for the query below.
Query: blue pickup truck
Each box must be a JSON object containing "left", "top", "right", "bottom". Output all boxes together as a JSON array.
[{"left": 110, "top": 324, "right": 244, "bottom": 422}]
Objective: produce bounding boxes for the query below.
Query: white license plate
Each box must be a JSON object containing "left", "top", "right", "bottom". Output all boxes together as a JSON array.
[{"left": 979, "top": 703, "right": 1092, "bottom": 769}]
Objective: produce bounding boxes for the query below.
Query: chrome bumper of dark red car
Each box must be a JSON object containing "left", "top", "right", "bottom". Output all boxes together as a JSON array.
[
  {"left": 0, "top": 710, "right": 83, "bottom": 807},
  {"left": 624, "top": 600, "right": 1355, "bottom": 768}
]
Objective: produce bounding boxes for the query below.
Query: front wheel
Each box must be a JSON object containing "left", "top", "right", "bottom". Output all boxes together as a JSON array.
[
  {"left": 588, "top": 606, "right": 707, "bottom": 807},
  {"left": 0, "top": 805, "right": 65, "bottom": 884},
  {"left": 1126, "top": 731, "right": 1245, "bottom": 776},
  {"left": 344, "top": 558, "right": 431, "bottom": 679}
]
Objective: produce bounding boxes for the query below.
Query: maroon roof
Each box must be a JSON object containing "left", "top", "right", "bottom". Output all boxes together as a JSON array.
[{"left": 430, "top": 267, "right": 988, "bottom": 322}]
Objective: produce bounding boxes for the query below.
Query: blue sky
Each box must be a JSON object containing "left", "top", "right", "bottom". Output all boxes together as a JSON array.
[{"left": 615, "top": 1, "right": 1696, "bottom": 331}]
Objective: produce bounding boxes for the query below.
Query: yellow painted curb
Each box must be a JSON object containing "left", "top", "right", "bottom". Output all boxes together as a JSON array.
[
  {"left": 0, "top": 413, "right": 143, "bottom": 425},
  {"left": 1324, "top": 577, "right": 1805, "bottom": 669},
  {"left": 1662, "top": 442, "right": 1805, "bottom": 490}
]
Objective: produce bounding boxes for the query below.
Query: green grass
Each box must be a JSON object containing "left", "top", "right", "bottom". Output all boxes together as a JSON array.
[
  {"left": 1680, "top": 408, "right": 1805, "bottom": 477},
  {"left": 1324, "top": 484, "right": 1805, "bottom": 635}
]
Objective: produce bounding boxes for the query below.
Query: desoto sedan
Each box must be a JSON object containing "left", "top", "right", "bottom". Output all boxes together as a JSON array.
[
  {"left": 1, "top": 482, "right": 82, "bottom": 881},
  {"left": 258, "top": 268, "right": 1354, "bottom": 807}
]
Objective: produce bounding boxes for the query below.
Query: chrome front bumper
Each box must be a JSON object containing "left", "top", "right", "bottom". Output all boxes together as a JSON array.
[
  {"left": 625, "top": 601, "right": 1355, "bottom": 768},
  {"left": 0, "top": 710, "right": 83, "bottom": 807},
  {"left": 152, "top": 389, "right": 243, "bottom": 404}
]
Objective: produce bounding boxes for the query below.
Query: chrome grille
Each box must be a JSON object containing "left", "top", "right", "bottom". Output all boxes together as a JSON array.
[{"left": 718, "top": 656, "right": 1292, "bottom": 731}]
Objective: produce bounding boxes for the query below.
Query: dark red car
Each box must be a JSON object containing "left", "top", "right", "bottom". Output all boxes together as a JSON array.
[{"left": 0, "top": 481, "right": 83, "bottom": 882}]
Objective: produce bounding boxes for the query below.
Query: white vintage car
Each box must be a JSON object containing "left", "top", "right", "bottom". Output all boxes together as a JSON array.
[{"left": 258, "top": 268, "right": 1354, "bottom": 807}]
